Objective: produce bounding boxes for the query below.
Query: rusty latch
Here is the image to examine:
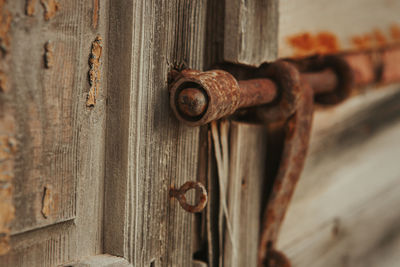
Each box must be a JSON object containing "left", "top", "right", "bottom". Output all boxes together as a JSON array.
[{"left": 168, "top": 46, "right": 400, "bottom": 266}]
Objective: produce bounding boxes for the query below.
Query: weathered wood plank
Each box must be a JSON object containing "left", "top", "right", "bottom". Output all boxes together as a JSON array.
[
  {"left": 0, "top": 0, "right": 16, "bottom": 255},
  {"left": 223, "top": 121, "right": 267, "bottom": 267},
  {"left": 279, "top": 0, "right": 400, "bottom": 58},
  {"left": 224, "top": 0, "right": 278, "bottom": 66},
  {"left": 0, "top": 0, "right": 108, "bottom": 265},
  {"left": 10, "top": 0, "right": 78, "bottom": 233},
  {"left": 61, "top": 254, "right": 133, "bottom": 267},
  {"left": 276, "top": 86, "right": 400, "bottom": 267},
  {"left": 2, "top": 220, "right": 74, "bottom": 267},
  {"left": 104, "top": 0, "right": 206, "bottom": 266}
]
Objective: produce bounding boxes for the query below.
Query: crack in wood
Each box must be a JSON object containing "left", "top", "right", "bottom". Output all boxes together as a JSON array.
[
  {"left": 44, "top": 41, "right": 54, "bottom": 68},
  {"left": 41, "top": 185, "right": 53, "bottom": 219}
]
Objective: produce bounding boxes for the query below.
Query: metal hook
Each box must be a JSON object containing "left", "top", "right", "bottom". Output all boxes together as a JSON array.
[{"left": 170, "top": 181, "right": 208, "bottom": 213}]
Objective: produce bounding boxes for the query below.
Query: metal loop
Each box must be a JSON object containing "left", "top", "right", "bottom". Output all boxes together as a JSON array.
[
  {"left": 293, "top": 55, "right": 354, "bottom": 105},
  {"left": 315, "top": 55, "right": 354, "bottom": 104},
  {"left": 170, "top": 181, "right": 208, "bottom": 213},
  {"left": 256, "top": 61, "right": 301, "bottom": 122}
]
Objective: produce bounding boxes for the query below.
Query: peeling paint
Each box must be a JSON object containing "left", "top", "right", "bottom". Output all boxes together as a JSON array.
[
  {"left": 41, "top": 185, "right": 53, "bottom": 218},
  {"left": 40, "top": 0, "right": 59, "bottom": 21},
  {"left": 287, "top": 32, "right": 340, "bottom": 57},
  {"left": 86, "top": 35, "right": 102, "bottom": 107},
  {"left": 44, "top": 41, "right": 54, "bottom": 68},
  {"left": 26, "top": 0, "right": 38, "bottom": 16},
  {"left": 92, "top": 0, "right": 99, "bottom": 29}
]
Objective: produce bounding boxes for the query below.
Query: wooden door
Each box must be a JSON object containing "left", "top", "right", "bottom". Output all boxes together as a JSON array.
[
  {"left": 1, "top": 0, "right": 207, "bottom": 266},
  {"left": 1, "top": 0, "right": 400, "bottom": 267}
]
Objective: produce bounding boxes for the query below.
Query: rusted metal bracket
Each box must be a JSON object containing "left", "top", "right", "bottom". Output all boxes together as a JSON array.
[{"left": 168, "top": 46, "right": 400, "bottom": 266}]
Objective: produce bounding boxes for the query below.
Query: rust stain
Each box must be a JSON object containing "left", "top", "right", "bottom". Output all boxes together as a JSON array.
[
  {"left": 86, "top": 35, "right": 102, "bottom": 107},
  {"left": 373, "top": 29, "right": 387, "bottom": 46},
  {"left": 44, "top": 41, "right": 54, "bottom": 68},
  {"left": 351, "top": 26, "right": 400, "bottom": 50},
  {"left": 40, "top": 0, "right": 59, "bottom": 21},
  {"left": 351, "top": 34, "right": 373, "bottom": 50},
  {"left": 287, "top": 32, "right": 340, "bottom": 57},
  {"left": 25, "top": 0, "right": 38, "bottom": 16},
  {"left": 41, "top": 185, "right": 53, "bottom": 218},
  {"left": 390, "top": 24, "right": 400, "bottom": 41},
  {"left": 92, "top": 0, "right": 99, "bottom": 29}
]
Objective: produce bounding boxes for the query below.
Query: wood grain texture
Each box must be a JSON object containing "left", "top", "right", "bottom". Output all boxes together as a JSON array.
[
  {"left": 223, "top": 121, "right": 267, "bottom": 267},
  {"left": 104, "top": 0, "right": 206, "bottom": 266},
  {"left": 0, "top": 0, "right": 108, "bottom": 265},
  {"left": 276, "top": 86, "right": 400, "bottom": 267},
  {"left": 0, "top": 0, "right": 15, "bottom": 256},
  {"left": 61, "top": 254, "right": 133, "bottom": 267},
  {"left": 279, "top": 0, "right": 400, "bottom": 58},
  {"left": 224, "top": 0, "right": 278, "bottom": 66}
]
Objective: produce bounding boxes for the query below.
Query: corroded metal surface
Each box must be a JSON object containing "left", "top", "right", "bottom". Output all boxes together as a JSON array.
[
  {"left": 256, "top": 61, "right": 301, "bottom": 122},
  {"left": 258, "top": 80, "right": 314, "bottom": 266},
  {"left": 169, "top": 46, "right": 400, "bottom": 127},
  {"left": 169, "top": 69, "right": 241, "bottom": 126},
  {"left": 168, "top": 45, "right": 400, "bottom": 266},
  {"left": 170, "top": 181, "right": 208, "bottom": 213}
]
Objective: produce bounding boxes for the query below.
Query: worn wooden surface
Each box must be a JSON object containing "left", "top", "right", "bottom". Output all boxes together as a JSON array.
[
  {"left": 276, "top": 86, "right": 400, "bottom": 267},
  {"left": 61, "top": 254, "right": 133, "bottom": 267},
  {"left": 0, "top": 0, "right": 16, "bottom": 256},
  {"left": 223, "top": 0, "right": 400, "bottom": 66},
  {"left": 224, "top": 0, "right": 278, "bottom": 65},
  {"left": 104, "top": 0, "right": 206, "bottom": 266},
  {"left": 278, "top": 0, "right": 400, "bottom": 58},
  {"left": 223, "top": 121, "right": 267, "bottom": 267},
  {"left": 0, "top": 0, "right": 108, "bottom": 266}
]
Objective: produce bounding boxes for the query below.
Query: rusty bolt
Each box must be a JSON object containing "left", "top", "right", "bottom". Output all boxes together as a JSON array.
[
  {"left": 170, "top": 181, "right": 208, "bottom": 213},
  {"left": 177, "top": 88, "right": 208, "bottom": 117}
]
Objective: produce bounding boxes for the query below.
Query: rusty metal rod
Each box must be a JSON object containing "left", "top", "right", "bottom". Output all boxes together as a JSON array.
[
  {"left": 301, "top": 69, "right": 338, "bottom": 94},
  {"left": 169, "top": 46, "right": 400, "bottom": 126}
]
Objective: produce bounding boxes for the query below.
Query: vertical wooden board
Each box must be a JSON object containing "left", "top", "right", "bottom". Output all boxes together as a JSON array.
[
  {"left": 223, "top": 122, "right": 267, "bottom": 267},
  {"left": 1, "top": 0, "right": 108, "bottom": 265},
  {"left": 104, "top": 0, "right": 206, "bottom": 266},
  {"left": 278, "top": 0, "right": 400, "bottom": 58},
  {"left": 9, "top": 0, "right": 80, "bottom": 233},
  {"left": 0, "top": 0, "right": 16, "bottom": 255},
  {"left": 276, "top": 88, "right": 400, "bottom": 266},
  {"left": 224, "top": 0, "right": 278, "bottom": 66}
]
